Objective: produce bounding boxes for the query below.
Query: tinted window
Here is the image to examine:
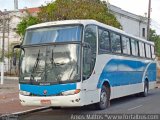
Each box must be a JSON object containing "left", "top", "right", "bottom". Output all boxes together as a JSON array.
[
  {"left": 110, "top": 32, "right": 121, "bottom": 53},
  {"left": 139, "top": 42, "right": 145, "bottom": 57},
  {"left": 83, "top": 25, "right": 97, "bottom": 80},
  {"left": 84, "top": 25, "right": 97, "bottom": 54},
  {"left": 131, "top": 39, "right": 138, "bottom": 56},
  {"left": 151, "top": 45, "right": 155, "bottom": 59},
  {"left": 98, "top": 28, "right": 110, "bottom": 54},
  {"left": 145, "top": 44, "right": 151, "bottom": 58},
  {"left": 122, "top": 36, "right": 130, "bottom": 54},
  {"left": 24, "top": 26, "right": 82, "bottom": 45}
]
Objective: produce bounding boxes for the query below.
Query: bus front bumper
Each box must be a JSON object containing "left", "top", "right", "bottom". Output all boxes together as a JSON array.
[{"left": 19, "top": 93, "right": 83, "bottom": 107}]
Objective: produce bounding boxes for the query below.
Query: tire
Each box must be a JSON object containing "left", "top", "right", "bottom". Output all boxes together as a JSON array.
[
  {"left": 95, "top": 85, "right": 110, "bottom": 110},
  {"left": 51, "top": 107, "right": 61, "bottom": 110},
  {"left": 141, "top": 81, "right": 149, "bottom": 97}
]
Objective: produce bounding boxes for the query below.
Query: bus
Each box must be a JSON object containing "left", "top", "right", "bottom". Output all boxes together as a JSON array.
[{"left": 13, "top": 20, "right": 156, "bottom": 110}]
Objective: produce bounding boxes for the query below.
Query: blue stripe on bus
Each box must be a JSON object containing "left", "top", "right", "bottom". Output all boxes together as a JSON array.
[
  {"left": 147, "top": 63, "right": 157, "bottom": 81},
  {"left": 97, "top": 59, "right": 156, "bottom": 88},
  {"left": 20, "top": 83, "right": 76, "bottom": 96}
]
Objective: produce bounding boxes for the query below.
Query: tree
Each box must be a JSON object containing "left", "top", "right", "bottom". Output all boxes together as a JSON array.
[
  {"left": 149, "top": 29, "right": 160, "bottom": 56},
  {"left": 38, "top": 0, "right": 121, "bottom": 29},
  {"left": 16, "top": 14, "right": 40, "bottom": 37}
]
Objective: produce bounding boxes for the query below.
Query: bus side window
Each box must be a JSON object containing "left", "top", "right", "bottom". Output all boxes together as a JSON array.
[
  {"left": 110, "top": 32, "right": 121, "bottom": 53},
  {"left": 83, "top": 25, "right": 97, "bottom": 80},
  {"left": 145, "top": 44, "right": 151, "bottom": 58},
  {"left": 131, "top": 39, "right": 138, "bottom": 56},
  {"left": 122, "top": 36, "right": 130, "bottom": 55},
  {"left": 84, "top": 25, "right": 97, "bottom": 54},
  {"left": 98, "top": 28, "right": 110, "bottom": 54},
  {"left": 139, "top": 41, "right": 145, "bottom": 57},
  {"left": 151, "top": 45, "right": 155, "bottom": 59}
]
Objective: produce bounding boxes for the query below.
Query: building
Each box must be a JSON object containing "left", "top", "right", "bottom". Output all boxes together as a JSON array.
[{"left": 109, "top": 4, "right": 148, "bottom": 39}]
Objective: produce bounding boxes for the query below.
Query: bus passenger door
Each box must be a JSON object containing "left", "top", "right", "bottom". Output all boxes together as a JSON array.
[
  {"left": 81, "top": 25, "right": 99, "bottom": 104},
  {"left": 82, "top": 46, "right": 99, "bottom": 104}
]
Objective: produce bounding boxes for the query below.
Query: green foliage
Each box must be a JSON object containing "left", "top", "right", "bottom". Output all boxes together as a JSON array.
[
  {"left": 149, "top": 29, "right": 160, "bottom": 56},
  {"left": 16, "top": 15, "right": 40, "bottom": 37},
  {"left": 38, "top": 0, "right": 121, "bottom": 29}
]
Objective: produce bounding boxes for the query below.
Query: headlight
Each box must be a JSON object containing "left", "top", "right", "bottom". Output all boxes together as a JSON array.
[
  {"left": 61, "top": 89, "right": 80, "bottom": 96},
  {"left": 20, "top": 90, "right": 31, "bottom": 96}
]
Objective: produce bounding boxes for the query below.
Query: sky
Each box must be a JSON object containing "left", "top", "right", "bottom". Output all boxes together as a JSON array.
[{"left": 0, "top": 0, "right": 159, "bottom": 34}]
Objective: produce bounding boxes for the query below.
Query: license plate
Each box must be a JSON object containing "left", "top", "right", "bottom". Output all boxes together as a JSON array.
[{"left": 41, "top": 100, "right": 51, "bottom": 105}]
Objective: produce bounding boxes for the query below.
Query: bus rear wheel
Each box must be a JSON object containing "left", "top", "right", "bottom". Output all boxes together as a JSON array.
[
  {"left": 141, "top": 81, "right": 149, "bottom": 97},
  {"left": 95, "top": 85, "right": 110, "bottom": 110},
  {"left": 51, "top": 107, "right": 61, "bottom": 110}
]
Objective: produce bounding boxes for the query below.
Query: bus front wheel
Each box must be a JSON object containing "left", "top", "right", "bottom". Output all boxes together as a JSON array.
[{"left": 95, "top": 85, "right": 110, "bottom": 110}]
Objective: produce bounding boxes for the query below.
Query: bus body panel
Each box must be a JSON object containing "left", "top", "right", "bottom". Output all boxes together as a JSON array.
[
  {"left": 95, "top": 54, "right": 156, "bottom": 99},
  {"left": 19, "top": 82, "right": 87, "bottom": 106},
  {"left": 19, "top": 93, "right": 83, "bottom": 107},
  {"left": 20, "top": 83, "right": 77, "bottom": 96}
]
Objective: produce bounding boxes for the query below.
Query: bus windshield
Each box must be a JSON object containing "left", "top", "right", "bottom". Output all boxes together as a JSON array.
[
  {"left": 23, "top": 25, "right": 82, "bottom": 45},
  {"left": 19, "top": 44, "right": 81, "bottom": 84}
]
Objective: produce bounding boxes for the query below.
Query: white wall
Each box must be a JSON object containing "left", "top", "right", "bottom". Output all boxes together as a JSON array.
[{"left": 109, "top": 5, "right": 148, "bottom": 39}]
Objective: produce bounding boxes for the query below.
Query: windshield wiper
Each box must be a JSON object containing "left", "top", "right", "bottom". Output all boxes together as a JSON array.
[
  {"left": 30, "top": 50, "right": 41, "bottom": 82},
  {"left": 50, "top": 49, "right": 57, "bottom": 67},
  {"left": 68, "top": 61, "right": 78, "bottom": 82},
  {"left": 49, "top": 49, "right": 62, "bottom": 82}
]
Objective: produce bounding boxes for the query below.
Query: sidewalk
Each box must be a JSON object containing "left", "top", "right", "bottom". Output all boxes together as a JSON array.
[{"left": 0, "top": 77, "right": 40, "bottom": 115}]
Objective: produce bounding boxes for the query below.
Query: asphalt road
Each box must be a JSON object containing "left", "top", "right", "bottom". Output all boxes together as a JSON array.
[{"left": 18, "top": 88, "right": 160, "bottom": 120}]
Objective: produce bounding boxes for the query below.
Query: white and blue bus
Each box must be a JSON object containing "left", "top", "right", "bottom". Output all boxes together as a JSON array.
[{"left": 14, "top": 20, "right": 156, "bottom": 110}]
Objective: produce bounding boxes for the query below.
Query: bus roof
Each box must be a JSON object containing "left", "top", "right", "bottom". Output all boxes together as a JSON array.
[{"left": 27, "top": 19, "right": 154, "bottom": 45}]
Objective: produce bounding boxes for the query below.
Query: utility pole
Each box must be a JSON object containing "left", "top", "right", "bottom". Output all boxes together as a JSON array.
[
  {"left": 14, "top": 0, "right": 18, "bottom": 11},
  {"left": 106, "top": 0, "right": 110, "bottom": 13},
  {"left": 1, "top": 15, "right": 6, "bottom": 85},
  {"left": 147, "top": 0, "right": 151, "bottom": 40},
  {"left": 7, "top": 14, "right": 10, "bottom": 73}
]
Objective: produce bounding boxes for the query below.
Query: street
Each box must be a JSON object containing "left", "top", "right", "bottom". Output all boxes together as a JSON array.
[{"left": 18, "top": 88, "right": 160, "bottom": 120}]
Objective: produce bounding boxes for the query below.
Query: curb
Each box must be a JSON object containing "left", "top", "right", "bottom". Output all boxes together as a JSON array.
[
  {"left": 12, "top": 106, "right": 50, "bottom": 115},
  {"left": 157, "top": 81, "right": 160, "bottom": 84},
  {"left": 4, "top": 76, "right": 19, "bottom": 80},
  {"left": 155, "top": 85, "right": 160, "bottom": 89},
  {"left": 155, "top": 83, "right": 160, "bottom": 89},
  {"left": 3, "top": 76, "right": 18, "bottom": 80},
  {"left": 0, "top": 107, "right": 50, "bottom": 119}
]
